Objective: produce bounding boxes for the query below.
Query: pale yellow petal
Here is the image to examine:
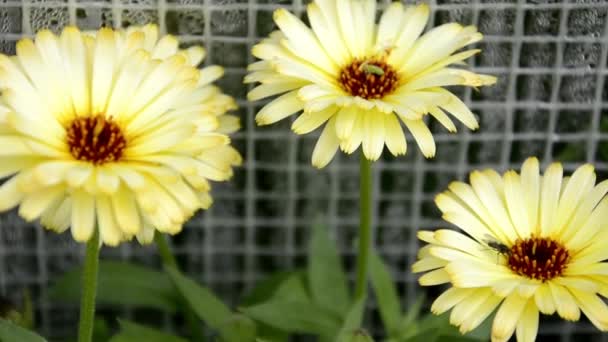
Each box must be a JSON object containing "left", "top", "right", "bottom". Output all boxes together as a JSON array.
[
  {"left": 41, "top": 196, "right": 71, "bottom": 233},
  {"left": 124, "top": 55, "right": 188, "bottom": 118},
  {"left": 459, "top": 293, "right": 502, "bottom": 334},
  {"left": 436, "top": 194, "right": 494, "bottom": 243},
  {"left": 491, "top": 294, "right": 528, "bottom": 342},
  {"left": 0, "top": 157, "right": 40, "bottom": 179},
  {"left": 159, "top": 179, "right": 200, "bottom": 214},
  {"left": 59, "top": 27, "right": 90, "bottom": 117},
  {"left": 470, "top": 170, "right": 518, "bottom": 243},
  {"left": 336, "top": 0, "right": 358, "bottom": 57},
  {"left": 540, "top": 163, "right": 563, "bottom": 236},
  {"left": 362, "top": 111, "right": 384, "bottom": 161},
  {"left": 18, "top": 185, "right": 64, "bottom": 221},
  {"left": 71, "top": 190, "right": 95, "bottom": 242},
  {"left": 402, "top": 118, "right": 435, "bottom": 158},
  {"left": 111, "top": 185, "right": 141, "bottom": 235},
  {"left": 0, "top": 175, "right": 24, "bottom": 211},
  {"left": 504, "top": 171, "right": 532, "bottom": 238},
  {"left": 247, "top": 80, "right": 306, "bottom": 101},
  {"left": 515, "top": 299, "right": 539, "bottom": 342},
  {"left": 570, "top": 288, "right": 608, "bottom": 331},
  {"left": 418, "top": 268, "right": 450, "bottom": 286},
  {"left": 411, "top": 257, "right": 447, "bottom": 273},
  {"left": 339, "top": 110, "right": 363, "bottom": 154},
  {"left": 428, "top": 106, "right": 456, "bottom": 132},
  {"left": 96, "top": 195, "right": 123, "bottom": 246},
  {"left": 91, "top": 28, "right": 116, "bottom": 114},
  {"left": 553, "top": 164, "right": 595, "bottom": 236},
  {"left": 255, "top": 90, "right": 303, "bottom": 126},
  {"left": 430, "top": 287, "right": 473, "bottom": 314},
  {"left": 387, "top": 4, "right": 429, "bottom": 66},
  {"left": 534, "top": 283, "right": 556, "bottom": 314},
  {"left": 335, "top": 106, "right": 357, "bottom": 140},
  {"left": 561, "top": 179, "right": 608, "bottom": 246},
  {"left": 520, "top": 157, "right": 540, "bottom": 235},
  {"left": 306, "top": 2, "right": 350, "bottom": 66},
  {"left": 198, "top": 65, "right": 224, "bottom": 87},
  {"left": 566, "top": 196, "right": 608, "bottom": 251},
  {"left": 548, "top": 282, "right": 580, "bottom": 321},
  {"left": 437, "top": 89, "right": 479, "bottom": 130},
  {"left": 273, "top": 8, "right": 338, "bottom": 74},
  {"left": 291, "top": 106, "right": 336, "bottom": 134},
  {"left": 384, "top": 113, "right": 407, "bottom": 156},
  {"left": 376, "top": 2, "right": 405, "bottom": 49},
  {"left": 151, "top": 35, "right": 179, "bottom": 59},
  {"left": 135, "top": 221, "right": 155, "bottom": 244},
  {"left": 96, "top": 167, "right": 120, "bottom": 194},
  {"left": 126, "top": 79, "right": 197, "bottom": 135},
  {"left": 105, "top": 50, "right": 150, "bottom": 119},
  {"left": 311, "top": 116, "right": 339, "bottom": 168}
]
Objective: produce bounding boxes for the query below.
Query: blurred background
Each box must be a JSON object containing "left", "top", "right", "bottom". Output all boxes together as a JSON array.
[{"left": 0, "top": 0, "right": 607, "bottom": 340}]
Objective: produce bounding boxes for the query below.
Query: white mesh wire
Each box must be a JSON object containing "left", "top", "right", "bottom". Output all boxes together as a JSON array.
[{"left": 0, "top": 0, "right": 607, "bottom": 340}]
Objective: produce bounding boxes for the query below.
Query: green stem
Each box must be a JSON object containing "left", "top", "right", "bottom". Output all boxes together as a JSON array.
[
  {"left": 354, "top": 154, "right": 373, "bottom": 300},
  {"left": 78, "top": 229, "right": 100, "bottom": 342},
  {"left": 154, "top": 231, "right": 178, "bottom": 268},
  {"left": 154, "top": 232, "right": 205, "bottom": 342}
]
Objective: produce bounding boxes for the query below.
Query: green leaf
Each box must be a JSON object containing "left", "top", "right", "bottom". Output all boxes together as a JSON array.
[
  {"left": 400, "top": 312, "right": 452, "bottom": 342},
  {"left": 335, "top": 299, "right": 366, "bottom": 342},
  {"left": 93, "top": 318, "right": 112, "bottom": 342},
  {"left": 401, "top": 326, "right": 442, "bottom": 342},
  {"left": 241, "top": 271, "right": 293, "bottom": 306},
  {"left": 255, "top": 326, "right": 289, "bottom": 342},
  {"left": 437, "top": 336, "right": 487, "bottom": 342},
  {"left": 21, "top": 289, "right": 34, "bottom": 330},
  {"left": 0, "top": 319, "right": 47, "bottom": 342},
  {"left": 369, "top": 252, "right": 401, "bottom": 335},
  {"left": 50, "top": 261, "right": 177, "bottom": 312},
  {"left": 395, "top": 295, "right": 425, "bottom": 337},
  {"left": 308, "top": 221, "right": 350, "bottom": 316},
  {"left": 241, "top": 300, "right": 341, "bottom": 337},
  {"left": 272, "top": 272, "right": 309, "bottom": 302},
  {"left": 218, "top": 314, "right": 256, "bottom": 342},
  {"left": 109, "top": 320, "right": 188, "bottom": 342},
  {"left": 244, "top": 272, "right": 308, "bottom": 342},
  {"left": 348, "top": 330, "right": 374, "bottom": 342},
  {"left": 165, "top": 266, "right": 232, "bottom": 331}
]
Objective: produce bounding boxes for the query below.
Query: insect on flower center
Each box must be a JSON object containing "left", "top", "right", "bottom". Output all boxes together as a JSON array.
[
  {"left": 507, "top": 237, "right": 570, "bottom": 282},
  {"left": 66, "top": 115, "right": 127, "bottom": 165},
  {"left": 339, "top": 58, "right": 399, "bottom": 100}
]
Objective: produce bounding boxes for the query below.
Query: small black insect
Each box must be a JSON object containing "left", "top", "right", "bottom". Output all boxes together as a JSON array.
[{"left": 483, "top": 234, "right": 511, "bottom": 263}]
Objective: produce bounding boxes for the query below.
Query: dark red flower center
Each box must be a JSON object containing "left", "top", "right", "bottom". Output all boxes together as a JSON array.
[
  {"left": 507, "top": 237, "right": 570, "bottom": 282},
  {"left": 338, "top": 58, "right": 399, "bottom": 99},
  {"left": 66, "top": 115, "right": 127, "bottom": 164}
]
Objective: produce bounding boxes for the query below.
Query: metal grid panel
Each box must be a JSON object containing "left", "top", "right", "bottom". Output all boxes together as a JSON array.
[{"left": 0, "top": 0, "right": 607, "bottom": 340}]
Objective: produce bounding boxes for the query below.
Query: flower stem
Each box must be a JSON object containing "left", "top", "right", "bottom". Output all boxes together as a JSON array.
[
  {"left": 154, "top": 231, "right": 178, "bottom": 268},
  {"left": 354, "top": 154, "right": 373, "bottom": 300},
  {"left": 78, "top": 229, "right": 100, "bottom": 342},
  {"left": 154, "top": 232, "right": 205, "bottom": 341}
]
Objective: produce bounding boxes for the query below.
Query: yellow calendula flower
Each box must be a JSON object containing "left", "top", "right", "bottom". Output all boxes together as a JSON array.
[
  {"left": 0, "top": 25, "right": 241, "bottom": 246},
  {"left": 413, "top": 157, "right": 608, "bottom": 342},
  {"left": 246, "top": 0, "right": 496, "bottom": 168}
]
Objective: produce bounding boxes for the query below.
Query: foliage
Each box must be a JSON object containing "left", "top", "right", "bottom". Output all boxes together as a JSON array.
[
  {"left": 0, "top": 319, "right": 47, "bottom": 342},
  {"left": 42, "top": 222, "right": 492, "bottom": 341}
]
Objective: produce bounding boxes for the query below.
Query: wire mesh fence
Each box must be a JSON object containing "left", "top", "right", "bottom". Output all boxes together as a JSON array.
[{"left": 0, "top": 0, "right": 607, "bottom": 340}]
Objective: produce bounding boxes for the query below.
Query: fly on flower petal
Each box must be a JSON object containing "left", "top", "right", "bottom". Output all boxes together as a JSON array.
[
  {"left": 246, "top": 0, "right": 496, "bottom": 168},
  {"left": 413, "top": 157, "right": 608, "bottom": 342},
  {"left": 0, "top": 25, "right": 241, "bottom": 246}
]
